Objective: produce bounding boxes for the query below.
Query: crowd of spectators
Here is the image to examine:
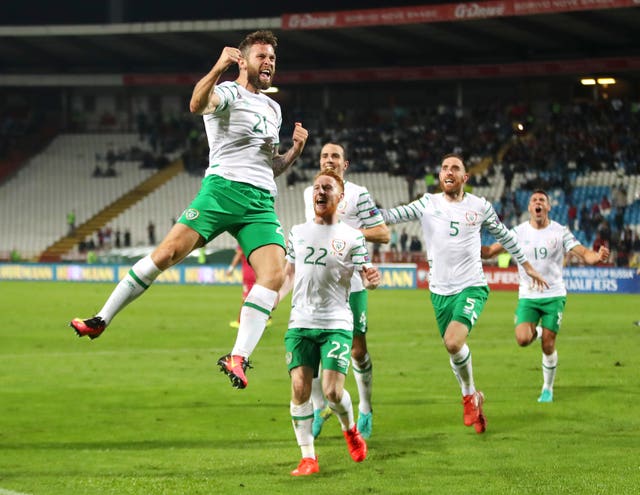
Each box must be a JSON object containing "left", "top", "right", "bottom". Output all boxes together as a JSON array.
[
  {"left": 83, "top": 110, "right": 202, "bottom": 178},
  {"left": 4, "top": 94, "right": 640, "bottom": 268},
  {"left": 280, "top": 98, "right": 640, "bottom": 267},
  {"left": 283, "top": 102, "right": 509, "bottom": 182},
  {"left": 499, "top": 100, "right": 640, "bottom": 268},
  {"left": 502, "top": 99, "right": 640, "bottom": 177}
]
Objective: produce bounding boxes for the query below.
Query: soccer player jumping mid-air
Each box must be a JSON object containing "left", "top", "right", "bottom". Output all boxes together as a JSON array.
[{"left": 70, "top": 30, "right": 308, "bottom": 390}]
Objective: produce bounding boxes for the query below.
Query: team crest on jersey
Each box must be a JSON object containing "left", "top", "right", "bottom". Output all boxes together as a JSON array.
[
  {"left": 184, "top": 208, "right": 200, "bottom": 221},
  {"left": 547, "top": 237, "right": 558, "bottom": 248},
  {"left": 465, "top": 211, "right": 479, "bottom": 225},
  {"left": 331, "top": 239, "right": 347, "bottom": 255}
]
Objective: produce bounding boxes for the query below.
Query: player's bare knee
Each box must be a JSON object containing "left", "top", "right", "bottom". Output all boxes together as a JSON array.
[
  {"left": 324, "top": 388, "right": 342, "bottom": 404},
  {"left": 150, "top": 247, "right": 173, "bottom": 270},
  {"left": 542, "top": 342, "right": 555, "bottom": 355},
  {"left": 291, "top": 378, "right": 310, "bottom": 402},
  {"left": 514, "top": 325, "right": 534, "bottom": 347},
  {"left": 271, "top": 269, "right": 285, "bottom": 289},
  {"left": 255, "top": 265, "right": 285, "bottom": 290},
  {"left": 443, "top": 335, "right": 462, "bottom": 354}
]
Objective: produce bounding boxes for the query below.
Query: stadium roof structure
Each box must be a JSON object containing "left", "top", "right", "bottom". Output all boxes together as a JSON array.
[{"left": 1, "top": 1, "right": 639, "bottom": 85}]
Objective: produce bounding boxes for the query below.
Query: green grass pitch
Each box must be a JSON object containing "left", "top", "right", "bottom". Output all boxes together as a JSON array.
[{"left": 0, "top": 281, "right": 638, "bottom": 494}]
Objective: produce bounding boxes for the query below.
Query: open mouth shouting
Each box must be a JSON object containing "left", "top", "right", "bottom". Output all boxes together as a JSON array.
[
  {"left": 314, "top": 195, "right": 328, "bottom": 211},
  {"left": 441, "top": 177, "right": 457, "bottom": 191},
  {"left": 259, "top": 68, "right": 272, "bottom": 85}
]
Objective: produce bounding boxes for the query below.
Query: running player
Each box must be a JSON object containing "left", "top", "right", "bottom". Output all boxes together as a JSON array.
[
  {"left": 381, "top": 153, "right": 548, "bottom": 433},
  {"left": 482, "top": 189, "right": 609, "bottom": 402},
  {"left": 280, "top": 168, "right": 380, "bottom": 476},
  {"left": 303, "top": 142, "right": 389, "bottom": 439}
]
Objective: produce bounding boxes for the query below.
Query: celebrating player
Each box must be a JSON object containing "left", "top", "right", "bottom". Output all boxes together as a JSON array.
[
  {"left": 380, "top": 153, "right": 548, "bottom": 434},
  {"left": 303, "top": 142, "right": 389, "bottom": 439},
  {"left": 70, "top": 30, "right": 308, "bottom": 390},
  {"left": 482, "top": 189, "right": 609, "bottom": 402},
  {"left": 280, "top": 168, "right": 381, "bottom": 476}
]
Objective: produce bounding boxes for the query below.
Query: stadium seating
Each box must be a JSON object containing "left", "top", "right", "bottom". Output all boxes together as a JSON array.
[
  {"left": 3, "top": 97, "right": 640, "bottom": 264},
  {"left": 0, "top": 134, "right": 157, "bottom": 259}
]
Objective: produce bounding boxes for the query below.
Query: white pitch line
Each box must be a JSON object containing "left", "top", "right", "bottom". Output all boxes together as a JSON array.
[{"left": 0, "top": 488, "right": 33, "bottom": 495}]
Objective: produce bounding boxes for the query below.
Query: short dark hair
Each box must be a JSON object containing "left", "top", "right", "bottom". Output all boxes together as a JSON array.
[
  {"left": 322, "top": 142, "right": 347, "bottom": 159},
  {"left": 239, "top": 30, "right": 278, "bottom": 56},
  {"left": 531, "top": 188, "right": 550, "bottom": 200},
  {"left": 441, "top": 153, "right": 466, "bottom": 170},
  {"left": 315, "top": 168, "right": 344, "bottom": 193}
]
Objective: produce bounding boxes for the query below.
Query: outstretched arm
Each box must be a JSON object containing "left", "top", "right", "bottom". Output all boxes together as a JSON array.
[
  {"left": 380, "top": 196, "right": 427, "bottom": 225},
  {"left": 570, "top": 244, "right": 610, "bottom": 265},
  {"left": 272, "top": 123, "right": 308, "bottom": 177}
]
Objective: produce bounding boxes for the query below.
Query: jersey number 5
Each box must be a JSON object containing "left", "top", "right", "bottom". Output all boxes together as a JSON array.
[{"left": 464, "top": 297, "right": 479, "bottom": 325}]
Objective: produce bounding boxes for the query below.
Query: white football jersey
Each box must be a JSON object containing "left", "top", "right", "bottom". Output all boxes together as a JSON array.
[
  {"left": 303, "top": 180, "right": 384, "bottom": 292},
  {"left": 382, "top": 192, "right": 527, "bottom": 295},
  {"left": 203, "top": 81, "right": 282, "bottom": 196},
  {"left": 511, "top": 220, "right": 580, "bottom": 298},
  {"left": 285, "top": 220, "right": 370, "bottom": 330}
]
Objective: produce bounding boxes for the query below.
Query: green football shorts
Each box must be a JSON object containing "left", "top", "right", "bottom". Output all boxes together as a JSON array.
[
  {"left": 514, "top": 296, "right": 566, "bottom": 333},
  {"left": 349, "top": 290, "right": 368, "bottom": 336},
  {"left": 430, "top": 285, "right": 490, "bottom": 337},
  {"left": 285, "top": 328, "right": 353, "bottom": 376},
  {"left": 178, "top": 174, "right": 285, "bottom": 257}
]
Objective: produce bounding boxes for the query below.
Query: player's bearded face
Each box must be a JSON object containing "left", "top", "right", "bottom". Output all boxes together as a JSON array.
[
  {"left": 439, "top": 157, "right": 467, "bottom": 194},
  {"left": 245, "top": 43, "right": 276, "bottom": 91}
]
